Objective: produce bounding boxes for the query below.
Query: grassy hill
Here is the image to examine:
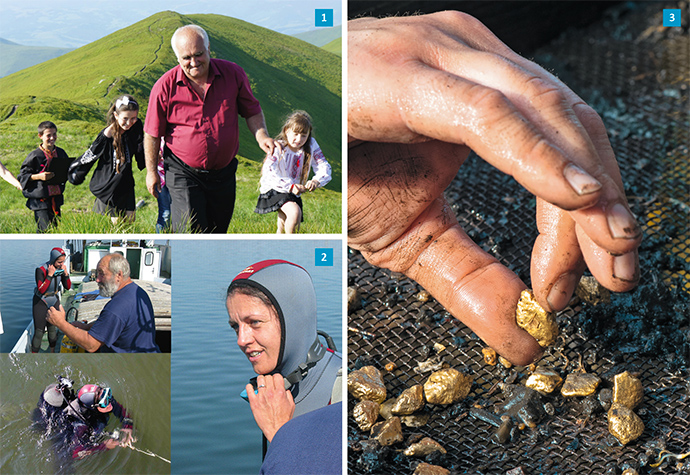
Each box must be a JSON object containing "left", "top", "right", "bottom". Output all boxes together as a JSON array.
[
  {"left": 322, "top": 38, "right": 341, "bottom": 56},
  {"left": 0, "top": 39, "right": 73, "bottom": 78},
  {"left": 0, "top": 11, "right": 341, "bottom": 234},
  {"left": 293, "top": 25, "right": 342, "bottom": 47}
]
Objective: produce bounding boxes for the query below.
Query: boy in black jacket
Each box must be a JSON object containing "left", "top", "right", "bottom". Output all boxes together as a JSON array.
[{"left": 18, "top": 121, "right": 70, "bottom": 232}]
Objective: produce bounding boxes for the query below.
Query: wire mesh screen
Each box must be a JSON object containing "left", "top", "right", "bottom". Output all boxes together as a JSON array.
[{"left": 348, "top": 2, "right": 689, "bottom": 474}]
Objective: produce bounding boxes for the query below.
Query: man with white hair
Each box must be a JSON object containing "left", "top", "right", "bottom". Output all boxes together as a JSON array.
[
  {"left": 47, "top": 253, "right": 160, "bottom": 353},
  {"left": 144, "top": 24, "right": 276, "bottom": 233}
]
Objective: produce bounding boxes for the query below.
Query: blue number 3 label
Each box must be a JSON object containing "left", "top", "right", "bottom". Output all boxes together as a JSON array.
[
  {"left": 663, "top": 9, "right": 681, "bottom": 27},
  {"left": 315, "top": 248, "right": 334, "bottom": 266},
  {"left": 315, "top": 9, "right": 334, "bottom": 27}
]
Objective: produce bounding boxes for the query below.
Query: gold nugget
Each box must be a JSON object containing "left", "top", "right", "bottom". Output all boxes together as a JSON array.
[
  {"left": 423, "top": 368, "right": 473, "bottom": 405},
  {"left": 348, "top": 366, "right": 387, "bottom": 403},
  {"left": 561, "top": 373, "right": 601, "bottom": 397},
  {"left": 482, "top": 347, "right": 498, "bottom": 366},
  {"left": 416, "top": 290, "right": 431, "bottom": 302},
  {"left": 608, "top": 403, "right": 645, "bottom": 445},
  {"left": 370, "top": 416, "right": 404, "bottom": 446},
  {"left": 516, "top": 290, "right": 558, "bottom": 347},
  {"left": 413, "top": 463, "right": 450, "bottom": 475},
  {"left": 353, "top": 399, "right": 380, "bottom": 432},
  {"left": 379, "top": 397, "right": 396, "bottom": 420},
  {"left": 403, "top": 437, "right": 447, "bottom": 457},
  {"left": 613, "top": 371, "right": 644, "bottom": 410},
  {"left": 525, "top": 367, "right": 563, "bottom": 394},
  {"left": 391, "top": 384, "right": 425, "bottom": 416},
  {"left": 401, "top": 412, "right": 431, "bottom": 428}
]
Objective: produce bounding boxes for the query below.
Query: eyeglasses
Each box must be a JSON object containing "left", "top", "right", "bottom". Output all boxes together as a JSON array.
[{"left": 97, "top": 387, "right": 112, "bottom": 409}]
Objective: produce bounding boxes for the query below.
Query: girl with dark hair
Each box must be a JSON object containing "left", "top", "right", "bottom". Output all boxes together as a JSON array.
[{"left": 68, "top": 94, "right": 145, "bottom": 223}]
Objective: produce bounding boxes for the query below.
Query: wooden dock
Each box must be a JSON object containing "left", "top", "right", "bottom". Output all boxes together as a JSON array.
[{"left": 67, "top": 280, "right": 171, "bottom": 332}]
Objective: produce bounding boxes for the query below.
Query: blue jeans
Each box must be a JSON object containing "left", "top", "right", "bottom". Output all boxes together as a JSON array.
[{"left": 156, "top": 185, "right": 171, "bottom": 233}]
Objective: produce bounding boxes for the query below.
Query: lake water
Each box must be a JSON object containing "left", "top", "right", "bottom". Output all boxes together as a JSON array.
[
  {"left": 0, "top": 238, "right": 344, "bottom": 473},
  {"left": 0, "top": 353, "right": 171, "bottom": 474},
  {"left": 0, "top": 239, "right": 63, "bottom": 352},
  {"left": 171, "top": 239, "right": 343, "bottom": 475}
]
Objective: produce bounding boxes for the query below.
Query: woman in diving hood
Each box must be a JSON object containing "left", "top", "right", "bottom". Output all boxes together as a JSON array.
[{"left": 226, "top": 259, "right": 342, "bottom": 442}]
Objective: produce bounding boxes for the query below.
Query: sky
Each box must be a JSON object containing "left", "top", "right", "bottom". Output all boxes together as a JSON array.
[{"left": 0, "top": 0, "right": 343, "bottom": 48}]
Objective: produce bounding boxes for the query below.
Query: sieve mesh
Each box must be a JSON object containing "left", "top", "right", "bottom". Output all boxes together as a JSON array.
[{"left": 348, "top": 2, "right": 689, "bottom": 474}]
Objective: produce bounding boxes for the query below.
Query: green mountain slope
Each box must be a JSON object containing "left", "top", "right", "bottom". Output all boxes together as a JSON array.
[
  {"left": 293, "top": 25, "right": 342, "bottom": 47},
  {"left": 322, "top": 38, "right": 341, "bottom": 56},
  {"left": 0, "top": 11, "right": 341, "bottom": 190}
]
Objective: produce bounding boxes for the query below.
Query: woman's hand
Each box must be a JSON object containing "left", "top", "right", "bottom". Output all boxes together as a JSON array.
[{"left": 246, "top": 374, "right": 295, "bottom": 442}]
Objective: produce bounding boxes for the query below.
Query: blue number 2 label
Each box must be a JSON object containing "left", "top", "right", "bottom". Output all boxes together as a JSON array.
[
  {"left": 315, "top": 9, "right": 334, "bottom": 27},
  {"left": 315, "top": 248, "right": 333, "bottom": 266}
]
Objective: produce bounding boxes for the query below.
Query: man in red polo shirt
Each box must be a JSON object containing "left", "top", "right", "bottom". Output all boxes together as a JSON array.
[{"left": 144, "top": 25, "right": 276, "bottom": 233}]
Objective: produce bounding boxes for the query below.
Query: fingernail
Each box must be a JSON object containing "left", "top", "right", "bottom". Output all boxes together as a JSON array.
[
  {"left": 563, "top": 163, "right": 602, "bottom": 196},
  {"left": 607, "top": 203, "right": 640, "bottom": 239},
  {"left": 613, "top": 252, "right": 638, "bottom": 282},
  {"left": 547, "top": 272, "right": 580, "bottom": 311}
]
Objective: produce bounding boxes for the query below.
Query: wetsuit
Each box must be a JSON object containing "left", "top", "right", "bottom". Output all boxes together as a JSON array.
[
  {"left": 32, "top": 262, "right": 71, "bottom": 352},
  {"left": 232, "top": 260, "right": 342, "bottom": 417},
  {"left": 33, "top": 386, "right": 132, "bottom": 464}
]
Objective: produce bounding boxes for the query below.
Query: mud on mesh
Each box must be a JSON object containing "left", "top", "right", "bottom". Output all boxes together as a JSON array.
[{"left": 348, "top": 2, "right": 689, "bottom": 474}]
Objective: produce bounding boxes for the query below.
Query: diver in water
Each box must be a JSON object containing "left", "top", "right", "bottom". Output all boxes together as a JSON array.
[
  {"left": 33, "top": 376, "right": 136, "bottom": 462},
  {"left": 227, "top": 259, "right": 342, "bottom": 445}
]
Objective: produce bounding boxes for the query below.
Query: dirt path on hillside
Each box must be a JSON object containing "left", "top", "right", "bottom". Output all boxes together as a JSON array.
[
  {"left": 3, "top": 104, "right": 18, "bottom": 121},
  {"left": 102, "top": 18, "right": 165, "bottom": 99}
]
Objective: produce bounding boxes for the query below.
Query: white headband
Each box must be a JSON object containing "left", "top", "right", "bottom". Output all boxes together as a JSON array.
[{"left": 115, "top": 97, "right": 137, "bottom": 110}]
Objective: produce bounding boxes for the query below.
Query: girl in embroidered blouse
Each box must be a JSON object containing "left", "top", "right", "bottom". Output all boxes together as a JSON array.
[
  {"left": 68, "top": 95, "right": 145, "bottom": 224},
  {"left": 254, "top": 111, "right": 331, "bottom": 233}
]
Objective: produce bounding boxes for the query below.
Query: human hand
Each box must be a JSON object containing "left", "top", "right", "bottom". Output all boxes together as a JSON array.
[
  {"left": 258, "top": 136, "right": 276, "bottom": 156},
  {"left": 246, "top": 374, "right": 295, "bottom": 442},
  {"left": 146, "top": 171, "right": 160, "bottom": 198},
  {"left": 104, "top": 438, "right": 119, "bottom": 450},
  {"left": 36, "top": 171, "right": 55, "bottom": 181},
  {"left": 305, "top": 180, "right": 318, "bottom": 192},
  {"left": 348, "top": 12, "right": 641, "bottom": 366},
  {"left": 47, "top": 264, "right": 56, "bottom": 277},
  {"left": 118, "top": 428, "right": 136, "bottom": 448},
  {"left": 46, "top": 304, "right": 67, "bottom": 327},
  {"left": 292, "top": 184, "right": 307, "bottom": 194}
]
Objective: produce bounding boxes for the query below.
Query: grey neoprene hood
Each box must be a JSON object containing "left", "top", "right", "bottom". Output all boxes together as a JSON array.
[{"left": 232, "top": 259, "right": 341, "bottom": 416}]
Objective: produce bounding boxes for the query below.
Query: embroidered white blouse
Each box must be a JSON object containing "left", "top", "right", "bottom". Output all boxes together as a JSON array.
[{"left": 259, "top": 137, "right": 332, "bottom": 194}]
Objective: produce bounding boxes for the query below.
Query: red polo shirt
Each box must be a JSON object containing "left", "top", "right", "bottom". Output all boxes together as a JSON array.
[{"left": 144, "top": 59, "right": 263, "bottom": 170}]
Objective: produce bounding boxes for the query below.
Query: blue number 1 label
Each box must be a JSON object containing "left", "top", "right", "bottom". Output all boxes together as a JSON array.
[
  {"left": 315, "top": 248, "right": 333, "bottom": 266},
  {"left": 315, "top": 9, "right": 333, "bottom": 27}
]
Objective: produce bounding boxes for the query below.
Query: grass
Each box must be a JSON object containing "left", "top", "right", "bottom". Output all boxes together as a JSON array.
[{"left": 0, "top": 154, "right": 340, "bottom": 234}]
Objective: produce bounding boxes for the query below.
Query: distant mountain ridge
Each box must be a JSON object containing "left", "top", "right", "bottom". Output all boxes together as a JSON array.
[
  {"left": 0, "top": 39, "right": 73, "bottom": 78},
  {"left": 0, "top": 12, "right": 341, "bottom": 189},
  {"left": 293, "top": 25, "right": 341, "bottom": 47}
]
